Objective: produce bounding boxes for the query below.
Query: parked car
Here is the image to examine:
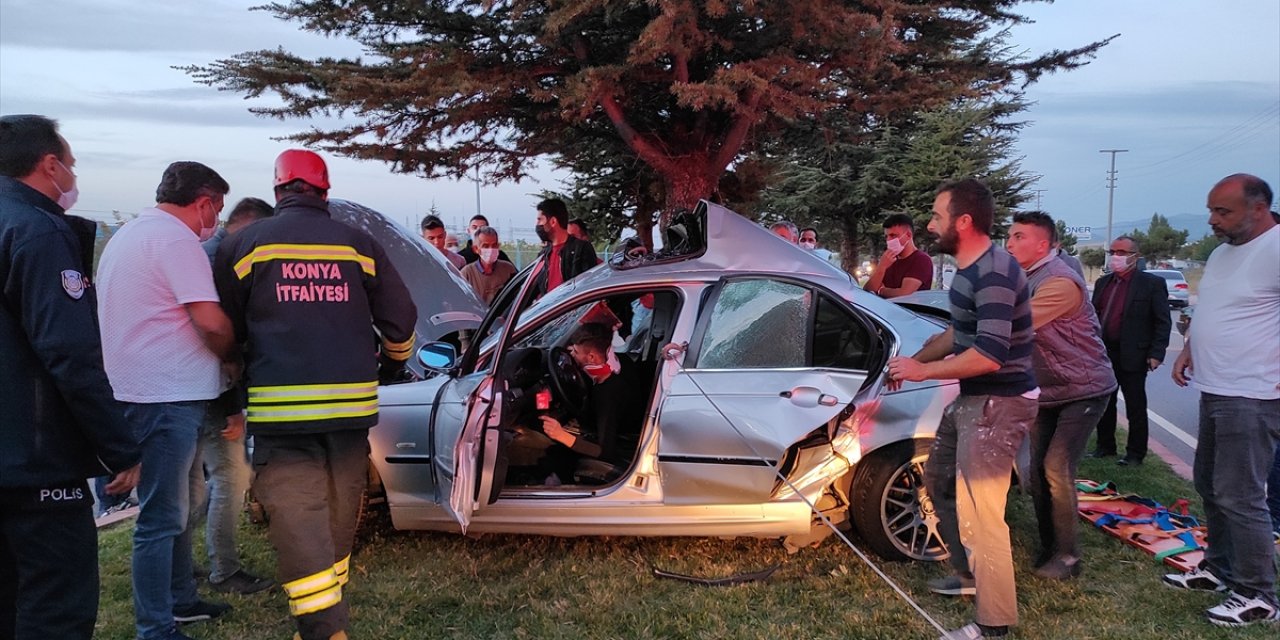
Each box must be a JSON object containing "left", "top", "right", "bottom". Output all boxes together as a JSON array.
[
  {"left": 359, "top": 201, "right": 960, "bottom": 562},
  {"left": 1146, "top": 268, "right": 1190, "bottom": 308},
  {"left": 891, "top": 290, "right": 952, "bottom": 320}
]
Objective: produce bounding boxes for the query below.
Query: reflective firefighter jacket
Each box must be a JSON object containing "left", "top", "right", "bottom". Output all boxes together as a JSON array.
[{"left": 213, "top": 194, "right": 417, "bottom": 435}]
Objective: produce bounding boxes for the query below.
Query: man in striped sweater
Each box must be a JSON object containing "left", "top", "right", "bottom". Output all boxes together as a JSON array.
[{"left": 887, "top": 178, "right": 1038, "bottom": 640}]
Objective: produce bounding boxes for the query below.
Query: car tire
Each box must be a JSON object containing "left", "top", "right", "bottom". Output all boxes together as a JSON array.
[
  {"left": 847, "top": 439, "right": 948, "bottom": 562},
  {"left": 353, "top": 464, "right": 393, "bottom": 552}
]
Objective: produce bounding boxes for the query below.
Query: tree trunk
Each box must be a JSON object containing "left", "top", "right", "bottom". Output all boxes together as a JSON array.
[
  {"left": 631, "top": 179, "right": 662, "bottom": 250},
  {"left": 660, "top": 166, "right": 718, "bottom": 227},
  {"left": 839, "top": 213, "right": 861, "bottom": 279}
]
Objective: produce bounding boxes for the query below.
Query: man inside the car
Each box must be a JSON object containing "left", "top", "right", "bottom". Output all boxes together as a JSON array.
[{"left": 538, "top": 322, "right": 645, "bottom": 485}]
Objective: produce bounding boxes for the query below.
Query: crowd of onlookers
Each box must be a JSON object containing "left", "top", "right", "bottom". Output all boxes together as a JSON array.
[{"left": 2, "top": 110, "right": 1276, "bottom": 640}]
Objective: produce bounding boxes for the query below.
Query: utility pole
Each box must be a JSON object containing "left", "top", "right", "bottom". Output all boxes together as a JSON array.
[
  {"left": 473, "top": 166, "right": 482, "bottom": 216},
  {"left": 1031, "top": 189, "right": 1046, "bottom": 210},
  {"left": 1100, "top": 149, "right": 1128, "bottom": 246}
]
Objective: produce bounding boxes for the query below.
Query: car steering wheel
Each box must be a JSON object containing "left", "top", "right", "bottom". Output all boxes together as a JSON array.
[{"left": 545, "top": 346, "right": 589, "bottom": 415}]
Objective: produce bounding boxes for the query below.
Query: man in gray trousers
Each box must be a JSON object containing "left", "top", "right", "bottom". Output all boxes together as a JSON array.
[
  {"left": 1006, "top": 211, "right": 1116, "bottom": 580},
  {"left": 888, "top": 178, "right": 1038, "bottom": 640}
]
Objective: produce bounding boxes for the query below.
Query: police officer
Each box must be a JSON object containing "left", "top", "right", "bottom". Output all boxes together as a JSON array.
[
  {"left": 213, "top": 150, "right": 417, "bottom": 640},
  {"left": 0, "top": 114, "right": 141, "bottom": 639}
]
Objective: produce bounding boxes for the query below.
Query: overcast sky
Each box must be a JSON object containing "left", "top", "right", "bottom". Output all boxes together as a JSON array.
[{"left": 1, "top": 0, "right": 1277, "bottom": 243}]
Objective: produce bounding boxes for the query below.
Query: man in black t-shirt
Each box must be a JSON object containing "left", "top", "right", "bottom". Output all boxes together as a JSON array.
[
  {"left": 539, "top": 323, "right": 644, "bottom": 484},
  {"left": 458, "top": 213, "right": 512, "bottom": 265}
]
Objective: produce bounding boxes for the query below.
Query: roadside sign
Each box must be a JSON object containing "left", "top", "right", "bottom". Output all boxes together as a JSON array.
[{"left": 1065, "top": 225, "right": 1092, "bottom": 240}]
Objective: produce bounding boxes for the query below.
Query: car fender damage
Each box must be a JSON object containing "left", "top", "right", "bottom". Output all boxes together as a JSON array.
[{"left": 772, "top": 398, "right": 882, "bottom": 552}]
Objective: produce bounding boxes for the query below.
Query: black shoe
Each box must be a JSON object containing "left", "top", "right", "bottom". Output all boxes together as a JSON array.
[
  {"left": 1034, "top": 554, "right": 1083, "bottom": 580},
  {"left": 1032, "top": 549, "right": 1054, "bottom": 569},
  {"left": 209, "top": 569, "right": 275, "bottom": 595},
  {"left": 1117, "top": 457, "right": 1143, "bottom": 466},
  {"left": 1087, "top": 450, "right": 1116, "bottom": 459},
  {"left": 174, "top": 599, "right": 231, "bottom": 624}
]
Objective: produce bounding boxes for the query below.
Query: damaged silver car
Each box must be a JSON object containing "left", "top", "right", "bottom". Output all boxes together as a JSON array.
[{"left": 343, "top": 201, "right": 958, "bottom": 562}]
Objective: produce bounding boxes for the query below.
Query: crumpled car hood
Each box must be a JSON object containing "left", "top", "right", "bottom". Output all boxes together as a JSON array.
[{"left": 329, "top": 199, "right": 486, "bottom": 373}]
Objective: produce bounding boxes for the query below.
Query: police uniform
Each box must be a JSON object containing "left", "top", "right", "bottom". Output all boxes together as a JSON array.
[
  {"left": 0, "top": 177, "right": 140, "bottom": 639},
  {"left": 213, "top": 155, "right": 416, "bottom": 640}
]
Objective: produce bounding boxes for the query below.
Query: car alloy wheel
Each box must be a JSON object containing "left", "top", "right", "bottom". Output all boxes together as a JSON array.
[{"left": 848, "top": 440, "right": 949, "bottom": 562}]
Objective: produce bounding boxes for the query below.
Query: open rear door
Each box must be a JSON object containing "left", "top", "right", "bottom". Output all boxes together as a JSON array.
[{"left": 439, "top": 257, "right": 546, "bottom": 531}]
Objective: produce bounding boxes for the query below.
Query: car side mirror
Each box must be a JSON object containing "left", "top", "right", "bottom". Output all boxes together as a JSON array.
[{"left": 418, "top": 341, "right": 458, "bottom": 371}]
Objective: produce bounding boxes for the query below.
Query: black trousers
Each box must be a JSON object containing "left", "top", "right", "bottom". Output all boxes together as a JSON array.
[
  {"left": 252, "top": 430, "right": 369, "bottom": 640},
  {"left": 0, "top": 493, "right": 98, "bottom": 640},
  {"left": 1097, "top": 359, "right": 1150, "bottom": 460}
]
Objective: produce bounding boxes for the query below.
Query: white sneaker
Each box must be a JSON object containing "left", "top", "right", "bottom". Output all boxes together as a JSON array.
[
  {"left": 1206, "top": 592, "right": 1279, "bottom": 627},
  {"left": 1162, "top": 566, "right": 1226, "bottom": 592}
]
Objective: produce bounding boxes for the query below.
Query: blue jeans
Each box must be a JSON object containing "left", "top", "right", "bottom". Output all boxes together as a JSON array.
[
  {"left": 125, "top": 401, "right": 205, "bottom": 640},
  {"left": 1194, "top": 393, "right": 1280, "bottom": 606},
  {"left": 93, "top": 475, "right": 129, "bottom": 517},
  {"left": 189, "top": 408, "right": 251, "bottom": 583}
]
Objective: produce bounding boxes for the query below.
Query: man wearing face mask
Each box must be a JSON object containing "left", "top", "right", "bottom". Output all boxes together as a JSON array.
[
  {"left": 459, "top": 226, "right": 516, "bottom": 304},
  {"left": 1088, "top": 235, "right": 1170, "bottom": 466},
  {"left": 1, "top": 115, "right": 142, "bottom": 640},
  {"left": 538, "top": 322, "right": 645, "bottom": 484},
  {"left": 530, "top": 198, "right": 598, "bottom": 298},
  {"left": 458, "top": 214, "right": 512, "bottom": 265},
  {"left": 864, "top": 212, "right": 934, "bottom": 298},
  {"left": 97, "top": 161, "right": 239, "bottom": 639},
  {"left": 799, "top": 227, "right": 834, "bottom": 261}
]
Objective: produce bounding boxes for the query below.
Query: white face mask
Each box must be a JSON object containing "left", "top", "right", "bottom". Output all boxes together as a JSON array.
[
  {"left": 886, "top": 236, "right": 904, "bottom": 256},
  {"left": 1108, "top": 254, "right": 1133, "bottom": 273},
  {"left": 799, "top": 240, "right": 816, "bottom": 250},
  {"left": 479, "top": 247, "right": 499, "bottom": 264},
  {"left": 54, "top": 160, "right": 79, "bottom": 210},
  {"left": 197, "top": 200, "right": 218, "bottom": 242}
]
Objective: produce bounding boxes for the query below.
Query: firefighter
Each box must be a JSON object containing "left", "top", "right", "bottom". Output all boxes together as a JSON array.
[{"left": 213, "top": 149, "right": 417, "bottom": 640}]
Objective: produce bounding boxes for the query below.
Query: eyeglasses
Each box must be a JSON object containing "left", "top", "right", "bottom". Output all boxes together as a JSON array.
[{"left": 1106, "top": 249, "right": 1136, "bottom": 257}]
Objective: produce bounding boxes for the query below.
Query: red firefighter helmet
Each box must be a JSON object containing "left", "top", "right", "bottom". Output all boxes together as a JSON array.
[{"left": 273, "top": 149, "right": 330, "bottom": 190}]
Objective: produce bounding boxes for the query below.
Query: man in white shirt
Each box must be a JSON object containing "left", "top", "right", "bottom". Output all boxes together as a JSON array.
[
  {"left": 97, "top": 162, "right": 238, "bottom": 640},
  {"left": 1167, "top": 173, "right": 1279, "bottom": 627}
]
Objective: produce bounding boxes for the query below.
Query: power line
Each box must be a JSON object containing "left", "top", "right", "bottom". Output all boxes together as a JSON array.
[{"left": 1122, "top": 102, "right": 1280, "bottom": 178}]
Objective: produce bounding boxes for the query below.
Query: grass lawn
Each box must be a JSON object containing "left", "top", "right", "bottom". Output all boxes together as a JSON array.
[{"left": 95, "top": 444, "right": 1277, "bottom": 640}]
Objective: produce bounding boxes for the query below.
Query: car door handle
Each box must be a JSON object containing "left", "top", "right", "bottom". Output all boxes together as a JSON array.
[{"left": 780, "top": 386, "right": 840, "bottom": 408}]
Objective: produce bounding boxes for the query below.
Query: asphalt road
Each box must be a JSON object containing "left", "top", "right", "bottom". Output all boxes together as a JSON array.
[{"left": 1118, "top": 309, "right": 1200, "bottom": 478}]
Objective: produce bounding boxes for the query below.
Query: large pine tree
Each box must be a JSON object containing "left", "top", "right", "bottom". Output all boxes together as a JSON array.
[{"left": 186, "top": 1, "right": 1111, "bottom": 218}]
